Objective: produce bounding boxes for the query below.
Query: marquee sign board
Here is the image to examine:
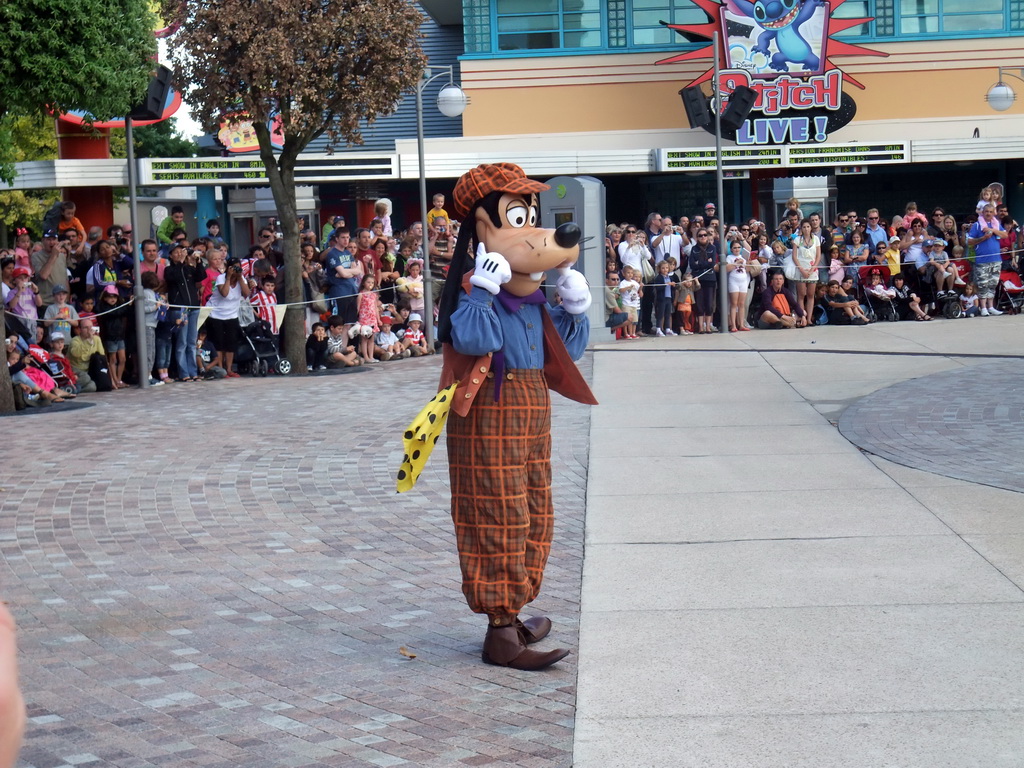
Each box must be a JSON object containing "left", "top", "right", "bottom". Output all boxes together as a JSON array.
[
  {"left": 658, "top": 0, "right": 887, "bottom": 145},
  {"left": 654, "top": 142, "right": 908, "bottom": 171}
]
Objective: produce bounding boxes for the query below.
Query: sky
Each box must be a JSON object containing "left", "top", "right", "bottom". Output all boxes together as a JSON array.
[{"left": 158, "top": 38, "right": 204, "bottom": 140}]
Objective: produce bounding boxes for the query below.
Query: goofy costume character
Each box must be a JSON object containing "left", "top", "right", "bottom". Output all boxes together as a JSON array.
[{"left": 433, "top": 163, "right": 597, "bottom": 670}]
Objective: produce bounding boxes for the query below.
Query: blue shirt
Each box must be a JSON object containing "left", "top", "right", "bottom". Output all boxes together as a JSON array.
[
  {"left": 324, "top": 247, "right": 357, "bottom": 295},
  {"left": 969, "top": 220, "right": 1002, "bottom": 264},
  {"left": 450, "top": 286, "right": 589, "bottom": 369}
]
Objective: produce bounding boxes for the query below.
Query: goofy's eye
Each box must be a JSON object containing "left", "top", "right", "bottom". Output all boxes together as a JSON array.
[
  {"left": 753, "top": 1, "right": 768, "bottom": 20},
  {"left": 507, "top": 205, "right": 535, "bottom": 228}
]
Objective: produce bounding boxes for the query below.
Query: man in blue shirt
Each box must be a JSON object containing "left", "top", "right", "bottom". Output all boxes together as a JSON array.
[
  {"left": 968, "top": 203, "right": 1006, "bottom": 316},
  {"left": 323, "top": 228, "right": 360, "bottom": 323}
]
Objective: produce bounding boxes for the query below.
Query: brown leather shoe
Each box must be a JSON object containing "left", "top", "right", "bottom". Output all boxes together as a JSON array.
[
  {"left": 481, "top": 625, "right": 570, "bottom": 670},
  {"left": 515, "top": 615, "right": 552, "bottom": 645}
]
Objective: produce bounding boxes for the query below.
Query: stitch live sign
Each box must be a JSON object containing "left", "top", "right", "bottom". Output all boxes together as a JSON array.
[
  {"left": 657, "top": 0, "right": 887, "bottom": 145},
  {"left": 725, "top": 69, "right": 845, "bottom": 145}
]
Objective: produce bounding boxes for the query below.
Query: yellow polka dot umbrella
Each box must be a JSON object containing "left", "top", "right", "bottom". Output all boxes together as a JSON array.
[{"left": 396, "top": 383, "right": 457, "bottom": 492}]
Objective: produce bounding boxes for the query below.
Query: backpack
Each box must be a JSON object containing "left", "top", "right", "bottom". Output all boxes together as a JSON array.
[{"left": 88, "top": 352, "right": 112, "bottom": 392}]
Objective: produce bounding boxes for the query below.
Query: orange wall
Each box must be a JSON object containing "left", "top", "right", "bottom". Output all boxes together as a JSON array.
[{"left": 461, "top": 49, "right": 1023, "bottom": 136}]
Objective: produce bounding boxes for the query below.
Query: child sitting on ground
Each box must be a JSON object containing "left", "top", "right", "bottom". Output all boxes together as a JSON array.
[
  {"left": 401, "top": 312, "right": 430, "bottom": 356},
  {"left": 374, "top": 314, "right": 405, "bottom": 360},
  {"left": 305, "top": 322, "right": 328, "bottom": 370},
  {"left": 960, "top": 282, "right": 980, "bottom": 317},
  {"left": 196, "top": 327, "right": 227, "bottom": 379},
  {"left": 326, "top": 315, "right": 361, "bottom": 367}
]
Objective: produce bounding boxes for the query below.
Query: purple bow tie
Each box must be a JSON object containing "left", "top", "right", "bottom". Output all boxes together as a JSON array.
[{"left": 496, "top": 287, "right": 546, "bottom": 313}]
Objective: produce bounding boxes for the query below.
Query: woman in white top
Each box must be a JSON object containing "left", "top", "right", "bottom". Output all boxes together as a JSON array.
[
  {"left": 617, "top": 226, "right": 648, "bottom": 275},
  {"left": 791, "top": 219, "right": 820, "bottom": 321},
  {"left": 205, "top": 256, "right": 250, "bottom": 377},
  {"left": 726, "top": 238, "right": 752, "bottom": 332}
]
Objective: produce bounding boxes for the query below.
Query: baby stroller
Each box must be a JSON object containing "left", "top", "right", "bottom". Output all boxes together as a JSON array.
[
  {"left": 858, "top": 264, "right": 898, "bottom": 322},
  {"left": 236, "top": 319, "right": 292, "bottom": 376},
  {"left": 996, "top": 269, "right": 1024, "bottom": 314}
]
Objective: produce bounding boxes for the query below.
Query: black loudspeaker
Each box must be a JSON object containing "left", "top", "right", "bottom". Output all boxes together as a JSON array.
[
  {"left": 680, "top": 86, "right": 712, "bottom": 129},
  {"left": 129, "top": 65, "right": 174, "bottom": 121},
  {"left": 720, "top": 85, "right": 757, "bottom": 132}
]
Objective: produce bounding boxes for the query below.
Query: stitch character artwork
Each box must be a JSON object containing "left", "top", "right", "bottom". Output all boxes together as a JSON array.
[{"left": 728, "top": 0, "right": 828, "bottom": 73}]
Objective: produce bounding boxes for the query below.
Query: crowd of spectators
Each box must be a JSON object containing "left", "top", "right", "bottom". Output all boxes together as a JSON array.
[
  {"left": 4, "top": 185, "right": 1021, "bottom": 408},
  {"left": 2, "top": 195, "right": 459, "bottom": 409},
  {"left": 602, "top": 183, "right": 1021, "bottom": 336}
]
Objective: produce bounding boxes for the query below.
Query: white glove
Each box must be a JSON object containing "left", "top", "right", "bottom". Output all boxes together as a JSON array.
[
  {"left": 348, "top": 324, "right": 363, "bottom": 340},
  {"left": 556, "top": 267, "right": 592, "bottom": 315},
  {"left": 468, "top": 242, "right": 512, "bottom": 295}
]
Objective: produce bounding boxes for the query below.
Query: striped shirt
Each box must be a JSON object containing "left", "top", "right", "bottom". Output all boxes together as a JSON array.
[{"left": 249, "top": 289, "right": 278, "bottom": 333}]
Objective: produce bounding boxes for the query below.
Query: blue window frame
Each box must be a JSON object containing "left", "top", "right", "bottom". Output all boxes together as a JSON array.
[
  {"left": 462, "top": 0, "right": 1023, "bottom": 57},
  {"left": 898, "top": 0, "right": 1005, "bottom": 34},
  {"left": 628, "top": 0, "right": 708, "bottom": 47},
  {"left": 831, "top": 0, "right": 874, "bottom": 37},
  {"left": 494, "top": 0, "right": 604, "bottom": 52}
]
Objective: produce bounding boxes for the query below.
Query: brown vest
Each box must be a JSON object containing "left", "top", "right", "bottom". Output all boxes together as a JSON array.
[{"left": 439, "top": 273, "right": 598, "bottom": 417}]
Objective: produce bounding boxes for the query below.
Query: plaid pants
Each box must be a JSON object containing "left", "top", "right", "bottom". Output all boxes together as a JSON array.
[{"left": 447, "top": 369, "right": 553, "bottom": 620}]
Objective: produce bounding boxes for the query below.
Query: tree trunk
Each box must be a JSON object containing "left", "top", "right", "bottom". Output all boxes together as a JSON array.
[
  {"left": 274, "top": 175, "right": 306, "bottom": 372},
  {"left": 0, "top": 306, "right": 16, "bottom": 414},
  {"left": 257, "top": 123, "right": 306, "bottom": 371}
]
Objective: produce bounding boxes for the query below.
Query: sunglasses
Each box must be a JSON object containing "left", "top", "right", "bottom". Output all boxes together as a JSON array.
[
  {"left": 868, "top": 216, "right": 879, "bottom": 220},
  {"left": 697, "top": 233, "right": 709, "bottom": 237},
  {"left": 626, "top": 229, "right": 636, "bottom": 234}
]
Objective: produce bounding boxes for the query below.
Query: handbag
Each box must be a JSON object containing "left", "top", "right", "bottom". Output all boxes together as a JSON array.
[
  {"left": 782, "top": 253, "right": 799, "bottom": 282},
  {"left": 640, "top": 255, "right": 655, "bottom": 283}
]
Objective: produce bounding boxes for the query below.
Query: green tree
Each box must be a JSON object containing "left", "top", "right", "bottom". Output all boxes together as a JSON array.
[
  {"left": 0, "top": 0, "right": 157, "bottom": 413},
  {"left": 0, "top": 0, "right": 158, "bottom": 181},
  {"left": 161, "top": 0, "right": 427, "bottom": 371},
  {"left": 0, "top": 114, "right": 60, "bottom": 241}
]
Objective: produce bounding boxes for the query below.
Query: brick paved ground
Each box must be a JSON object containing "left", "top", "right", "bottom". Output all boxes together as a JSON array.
[
  {"left": 2, "top": 354, "right": 593, "bottom": 768},
  {"left": 838, "top": 358, "right": 1024, "bottom": 493}
]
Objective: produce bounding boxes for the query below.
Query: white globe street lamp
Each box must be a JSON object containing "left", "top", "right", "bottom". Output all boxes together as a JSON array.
[
  {"left": 986, "top": 83, "right": 1016, "bottom": 112},
  {"left": 437, "top": 85, "right": 469, "bottom": 119},
  {"left": 985, "top": 68, "right": 1024, "bottom": 112}
]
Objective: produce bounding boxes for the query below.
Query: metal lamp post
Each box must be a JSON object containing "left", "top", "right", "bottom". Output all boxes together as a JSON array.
[
  {"left": 415, "top": 65, "right": 468, "bottom": 348},
  {"left": 712, "top": 32, "right": 730, "bottom": 334}
]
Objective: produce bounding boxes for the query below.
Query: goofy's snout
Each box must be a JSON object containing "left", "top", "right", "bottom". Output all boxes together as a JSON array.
[{"left": 554, "top": 222, "right": 581, "bottom": 249}]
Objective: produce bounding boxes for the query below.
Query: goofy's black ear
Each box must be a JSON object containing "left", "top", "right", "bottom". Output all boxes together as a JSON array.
[
  {"left": 437, "top": 191, "right": 505, "bottom": 344},
  {"left": 437, "top": 214, "right": 478, "bottom": 344}
]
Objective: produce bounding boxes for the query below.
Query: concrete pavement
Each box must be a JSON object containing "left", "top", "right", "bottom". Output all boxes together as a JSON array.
[
  {"left": 575, "top": 316, "right": 1024, "bottom": 767},
  {"left": 4, "top": 312, "right": 1024, "bottom": 767}
]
